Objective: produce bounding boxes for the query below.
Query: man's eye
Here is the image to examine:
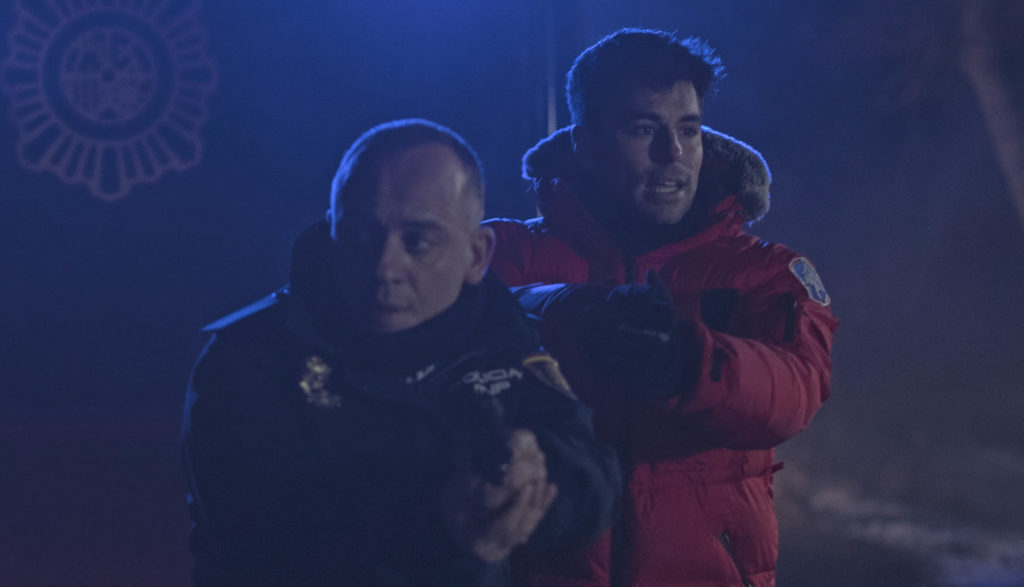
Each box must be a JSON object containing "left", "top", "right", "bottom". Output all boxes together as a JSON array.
[
  {"left": 682, "top": 126, "right": 701, "bottom": 138},
  {"left": 627, "top": 125, "right": 655, "bottom": 137},
  {"left": 403, "top": 233, "right": 431, "bottom": 253}
]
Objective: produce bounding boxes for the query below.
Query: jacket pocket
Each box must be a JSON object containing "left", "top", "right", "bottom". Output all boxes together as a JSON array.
[{"left": 719, "top": 531, "right": 753, "bottom": 587}]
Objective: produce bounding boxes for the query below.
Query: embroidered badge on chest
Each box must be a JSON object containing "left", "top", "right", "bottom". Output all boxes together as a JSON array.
[
  {"left": 405, "top": 363, "right": 436, "bottom": 385},
  {"left": 299, "top": 356, "right": 342, "bottom": 408},
  {"left": 789, "top": 257, "right": 830, "bottom": 307}
]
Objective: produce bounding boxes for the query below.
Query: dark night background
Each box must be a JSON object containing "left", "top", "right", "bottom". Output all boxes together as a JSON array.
[{"left": 2, "top": 1, "right": 1023, "bottom": 585}]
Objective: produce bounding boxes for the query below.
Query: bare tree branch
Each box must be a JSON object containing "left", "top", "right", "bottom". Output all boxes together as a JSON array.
[{"left": 960, "top": 1, "right": 1024, "bottom": 230}]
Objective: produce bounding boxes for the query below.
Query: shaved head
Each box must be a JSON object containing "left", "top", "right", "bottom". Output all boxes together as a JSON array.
[
  {"left": 329, "top": 120, "right": 495, "bottom": 333},
  {"left": 329, "top": 119, "right": 484, "bottom": 239}
]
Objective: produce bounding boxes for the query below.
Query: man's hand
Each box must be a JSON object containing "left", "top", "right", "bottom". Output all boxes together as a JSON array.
[
  {"left": 443, "top": 429, "right": 559, "bottom": 562},
  {"left": 581, "top": 272, "right": 700, "bottom": 399},
  {"left": 513, "top": 273, "right": 698, "bottom": 400}
]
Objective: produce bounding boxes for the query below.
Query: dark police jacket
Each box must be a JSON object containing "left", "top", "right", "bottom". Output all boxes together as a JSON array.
[{"left": 180, "top": 222, "right": 620, "bottom": 586}]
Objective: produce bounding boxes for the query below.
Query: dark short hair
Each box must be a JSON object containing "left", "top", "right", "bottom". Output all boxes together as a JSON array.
[
  {"left": 566, "top": 28, "right": 725, "bottom": 127},
  {"left": 329, "top": 119, "right": 484, "bottom": 228}
]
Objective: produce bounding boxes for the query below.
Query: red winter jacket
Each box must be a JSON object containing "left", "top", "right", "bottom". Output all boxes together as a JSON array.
[{"left": 485, "top": 127, "right": 838, "bottom": 587}]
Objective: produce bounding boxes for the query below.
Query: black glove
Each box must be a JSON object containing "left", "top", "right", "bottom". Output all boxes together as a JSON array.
[
  {"left": 515, "top": 272, "right": 699, "bottom": 400},
  {"left": 582, "top": 271, "right": 700, "bottom": 400}
]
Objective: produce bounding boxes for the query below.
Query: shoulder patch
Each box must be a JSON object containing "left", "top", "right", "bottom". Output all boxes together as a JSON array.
[
  {"left": 788, "top": 257, "right": 830, "bottom": 307},
  {"left": 522, "top": 353, "right": 575, "bottom": 399}
]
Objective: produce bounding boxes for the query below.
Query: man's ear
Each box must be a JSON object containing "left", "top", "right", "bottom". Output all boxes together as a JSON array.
[
  {"left": 570, "top": 125, "right": 596, "bottom": 172},
  {"left": 569, "top": 125, "right": 587, "bottom": 154},
  {"left": 465, "top": 225, "right": 496, "bottom": 285}
]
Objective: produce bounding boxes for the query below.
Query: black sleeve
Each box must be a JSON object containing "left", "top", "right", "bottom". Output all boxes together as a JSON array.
[
  {"left": 510, "top": 282, "right": 587, "bottom": 323},
  {"left": 180, "top": 336, "right": 329, "bottom": 585},
  {"left": 509, "top": 362, "right": 621, "bottom": 554}
]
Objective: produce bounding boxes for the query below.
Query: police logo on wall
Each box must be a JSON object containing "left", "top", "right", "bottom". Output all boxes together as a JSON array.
[{"left": 2, "top": 0, "right": 216, "bottom": 200}]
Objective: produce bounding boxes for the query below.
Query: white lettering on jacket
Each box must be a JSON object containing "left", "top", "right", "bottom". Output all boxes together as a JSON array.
[{"left": 461, "top": 367, "right": 523, "bottom": 396}]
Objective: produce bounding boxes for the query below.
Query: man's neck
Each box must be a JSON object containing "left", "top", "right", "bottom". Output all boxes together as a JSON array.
[{"left": 342, "top": 284, "right": 484, "bottom": 375}]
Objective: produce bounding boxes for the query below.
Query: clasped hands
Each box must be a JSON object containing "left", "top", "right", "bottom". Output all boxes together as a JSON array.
[{"left": 442, "top": 429, "right": 557, "bottom": 562}]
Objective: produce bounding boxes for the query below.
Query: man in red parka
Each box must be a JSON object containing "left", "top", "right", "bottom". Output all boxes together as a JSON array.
[{"left": 485, "top": 29, "right": 838, "bottom": 586}]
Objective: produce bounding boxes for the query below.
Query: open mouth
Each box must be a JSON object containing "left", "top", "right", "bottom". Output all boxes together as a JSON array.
[
  {"left": 644, "top": 181, "right": 687, "bottom": 199},
  {"left": 646, "top": 181, "right": 682, "bottom": 194},
  {"left": 373, "top": 288, "right": 408, "bottom": 313}
]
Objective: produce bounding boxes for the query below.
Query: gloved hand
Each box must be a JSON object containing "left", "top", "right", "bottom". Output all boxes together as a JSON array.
[
  {"left": 513, "top": 272, "right": 700, "bottom": 400},
  {"left": 579, "top": 271, "right": 700, "bottom": 399}
]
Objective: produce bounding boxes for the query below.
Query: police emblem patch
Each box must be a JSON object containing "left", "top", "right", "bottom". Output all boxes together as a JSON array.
[
  {"left": 300, "top": 356, "right": 342, "bottom": 409},
  {"left": 788, "top": 257, "right": 830, "bottom": 307},
  {"left": 2, "top": 0, "right": 217, "bottom": 200}
]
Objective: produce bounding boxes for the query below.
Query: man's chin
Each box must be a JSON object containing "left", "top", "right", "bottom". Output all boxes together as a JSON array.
[
  {"left": 639, "top": 201, "right": 692, "bottom": 226},
  {"left": 632, "top": 189, "right": 694, "bottom": 225}
]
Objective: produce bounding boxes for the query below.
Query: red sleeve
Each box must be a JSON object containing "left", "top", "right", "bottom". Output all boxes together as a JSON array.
[
  {"left": 487, "top": 217, "right": 838, "bottom": 451},
  {"left": 662, "top": 255, "right": 838, "bottom": 450},
  {"left": 484, "top": 218, "right": 531, "bottom": 286}
]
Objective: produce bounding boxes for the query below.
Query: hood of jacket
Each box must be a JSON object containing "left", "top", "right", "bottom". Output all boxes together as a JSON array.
[{"left": 521, "top": 125, "right": 772, "bottom": 223}]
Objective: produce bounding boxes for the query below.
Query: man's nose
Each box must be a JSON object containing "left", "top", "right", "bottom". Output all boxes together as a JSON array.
[
  {"left": 652, "top": 128, "right": 685, "bottom": 163},
  {"left": 374, "top": 235, "right": 405, "bottom": 284}
]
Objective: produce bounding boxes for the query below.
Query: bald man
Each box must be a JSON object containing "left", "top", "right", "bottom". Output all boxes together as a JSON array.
[{"left": 181, "top": 119, "right": 619, "bottom": 586}]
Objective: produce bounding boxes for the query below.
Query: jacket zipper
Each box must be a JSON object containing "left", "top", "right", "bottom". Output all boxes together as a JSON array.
[
  {"left": 609, "top": 445, "right": 631, "bottom": 587},
  {"left": 719, "top": 531, "right": 753, "bottom": 587}
]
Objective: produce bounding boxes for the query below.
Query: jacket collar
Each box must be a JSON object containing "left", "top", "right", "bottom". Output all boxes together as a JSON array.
[{"left": 539, "top": 175, "right": 749, "bottom": 263}]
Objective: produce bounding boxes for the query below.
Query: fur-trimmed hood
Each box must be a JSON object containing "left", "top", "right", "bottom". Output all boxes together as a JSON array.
[{"left": 521, "top": 126, "right": 771, "bottom": 222}]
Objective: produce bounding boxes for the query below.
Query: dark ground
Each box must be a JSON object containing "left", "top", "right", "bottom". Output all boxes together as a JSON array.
[{"left": 5, "top": 401, "right": 1024, "bottom": 586}]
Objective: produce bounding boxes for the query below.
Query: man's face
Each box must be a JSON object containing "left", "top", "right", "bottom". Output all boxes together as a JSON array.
[
  {"left": 336, "top": 143, "right": 493, "bottom": 333},
  {"left": 578, "top": 80, "right": 703, "bottom": 226}
]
